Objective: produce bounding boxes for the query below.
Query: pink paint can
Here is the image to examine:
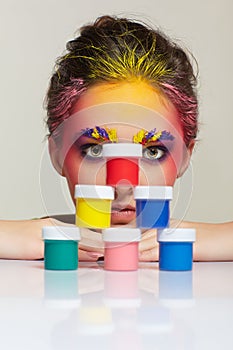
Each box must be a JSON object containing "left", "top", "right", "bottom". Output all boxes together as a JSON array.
[
  {"left": 102, "top": 143, "right": 142, "bottom": 186},
  {"left": 102, "top": 228, "right": 141, "bottom": 271}
]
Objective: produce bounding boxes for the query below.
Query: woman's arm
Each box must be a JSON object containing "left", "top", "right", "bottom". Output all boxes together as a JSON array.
[
  {"left": 0, "top": 219, "right": 46, "bottom": 259},
  {"left": 0, "top": 219, "right": 103, "bottom": 261},
  {"left": 179, "top": 221, "right": 233, "bottom": 261},
  {"left": 139, "top": 221, "right": 233, "bottom": 262},
  {"left": 1, "top": 219, "right": 232, "bottom": 261}
]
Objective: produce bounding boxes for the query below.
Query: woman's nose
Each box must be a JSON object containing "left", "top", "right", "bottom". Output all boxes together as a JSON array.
[{"left": 114, "top": 182, "right": 134, "bottom": 201}]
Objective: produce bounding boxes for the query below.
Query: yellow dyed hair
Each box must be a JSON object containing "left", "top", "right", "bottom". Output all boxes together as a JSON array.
[
  {"left": 47, "top": 16, "right": 198, "bottom": 146},
  {"left": 61, "top": 27, "right": 172, "bottom": 85}
]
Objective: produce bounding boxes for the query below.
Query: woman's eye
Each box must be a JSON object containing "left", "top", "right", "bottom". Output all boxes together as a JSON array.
[
  {"left": 81, "top": 143, "right": 103, "bottom": 158},
  {"left": 143, "top": 146, "right": 166, "bottom": 160}
]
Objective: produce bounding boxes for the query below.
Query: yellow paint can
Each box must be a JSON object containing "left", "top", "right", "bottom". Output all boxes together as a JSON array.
[{"left": 75, "top": 185, "right": 114, "bottom": 228}]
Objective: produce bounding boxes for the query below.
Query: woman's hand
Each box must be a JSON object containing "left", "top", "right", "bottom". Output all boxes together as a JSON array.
[
  {"left": 79, "top": 228, "right": 160, "bottom": 262},
  {"left": 79, "top": 227, "right": 160, "bottom": 262},
  {"left": 79, "top": 227, "right": 159, "bottom": 262},
  {"left": 139, "top": 229, "right": 158, "bottom": 262},
  {"left": 78, "top": 227, "right": 104, "bottom": 261}
]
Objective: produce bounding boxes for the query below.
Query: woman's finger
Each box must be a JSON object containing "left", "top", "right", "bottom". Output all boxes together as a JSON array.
[
  {"left": 139, "top": 229, "right": 157, "bottom": 252},
  {"left": 139, "top": 247, "right": 159, "bottom": 262},
  {"left": 78, "top": 248, "right": 104, "bottom": 261},
  {"left": 79, "top": 227, "right": 104, "bottom": 252}
]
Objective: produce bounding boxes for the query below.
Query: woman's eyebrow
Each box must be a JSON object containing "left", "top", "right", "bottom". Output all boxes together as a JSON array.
[
  {"left": 81, "top": 126, "right": 118, "bottom": 142},
  {"left": 133, "top": 128, "right": 175, "bottom": 145}
]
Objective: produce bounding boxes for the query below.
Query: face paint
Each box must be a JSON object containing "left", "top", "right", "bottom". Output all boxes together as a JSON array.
[
  {"left": 50, "top": 82, "right": 192, "bottom": 227},
  {"left": 133, "top": 128, "right": 175, "bottom": 145}
]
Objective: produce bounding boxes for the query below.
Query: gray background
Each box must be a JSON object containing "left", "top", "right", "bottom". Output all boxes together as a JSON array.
[{"left": 0, "top": 0, "right": 232, "bottom": 222}]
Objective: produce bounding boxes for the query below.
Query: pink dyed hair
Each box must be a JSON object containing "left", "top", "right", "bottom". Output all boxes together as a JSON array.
[
  {"left": 161, "top": 83, "right": 198, "bottom": 145},
  {"left": 46, "top": 78, "right": 86, "bottom": 136}
]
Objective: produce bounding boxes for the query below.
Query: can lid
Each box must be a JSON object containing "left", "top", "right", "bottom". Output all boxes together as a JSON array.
[
  {"left": 102, "top": 228, "right": 141, "bottom": 242},
  {"left": 134, "top": 186, "right": 173, "bottom": 200},
  {"left": 102, "top": 143, "right": 142, "bottom": 158},
  {"left": 75, "top": 184, "right": 114, "bottom": 200},
  {"left": 42, "top": 226, "right": 81, "bottom": 241},
  {"left": 157, "top": 228, "right": 196, "bottom": 242}
]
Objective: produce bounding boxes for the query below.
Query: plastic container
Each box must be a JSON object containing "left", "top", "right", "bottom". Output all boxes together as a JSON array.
[
  {"left": 75, "top": 185, "right": 114, "bottom": 228},
  {"left": 42, "top": 226, "right": 81, "bottom": 270},
  {"left": 157, "top": 228, "right": 196, "bottom": 271},
  {"left": 102, "top": 143, "right": 142, "bottom": 186},
  {"left": 102, "top": 228, "right": 141, "bottom": 271},
  {"left": 134, "top": 186, "right": 173, "bottom": 228}
]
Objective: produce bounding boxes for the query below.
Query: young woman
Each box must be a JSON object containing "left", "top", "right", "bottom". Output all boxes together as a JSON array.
[{"left": 0, "top": 16, "right": 232, "bottom": 261}]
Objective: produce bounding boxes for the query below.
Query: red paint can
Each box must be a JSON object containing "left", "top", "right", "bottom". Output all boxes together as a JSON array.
[{"left": 102, "top": 143, "right": 142, "bottom": 186}]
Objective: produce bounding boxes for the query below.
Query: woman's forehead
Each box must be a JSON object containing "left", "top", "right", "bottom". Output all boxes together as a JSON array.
[
  {"left": 65, "top": 81, "right": 183, "bottom": 136},
  {"left": 70, "top": 81, "right": 181, "bottom": 125},
  {"left": 61, "top": 102, "right": 183, "bottom": 141}
]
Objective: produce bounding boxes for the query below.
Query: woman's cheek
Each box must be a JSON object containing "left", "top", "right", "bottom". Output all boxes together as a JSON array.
[
  {"left": 139, "top": 156, "right": 178, "bottom": 186},
  {"left": 77, "top": 158, "right": 107, "bottom": 185},
  {"left": 62, "top": 149, "right": 80, "bottom": 198},
  {"left": 63, "top": 149, "right": 107, "bottom": 194}
]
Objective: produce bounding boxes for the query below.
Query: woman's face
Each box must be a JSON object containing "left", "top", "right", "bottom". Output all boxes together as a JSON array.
[{"left": 49, "top": 81, "right": 193, "bottom": 225}]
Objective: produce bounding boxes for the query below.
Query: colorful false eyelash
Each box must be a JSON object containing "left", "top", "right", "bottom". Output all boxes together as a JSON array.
[
  {"left": 82, "top": 126, "right": 118, "bottom": 142},
  {"left": 82, "top": 126, "right": 174, "bottom": 145},
  {"left": 133, "top": 128, "right": 175, "bottom": 145}
]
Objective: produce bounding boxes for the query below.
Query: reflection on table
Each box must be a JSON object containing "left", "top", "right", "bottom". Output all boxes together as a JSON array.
[{"left": 0, "top": 260, "right": 232, "bottom": 350}]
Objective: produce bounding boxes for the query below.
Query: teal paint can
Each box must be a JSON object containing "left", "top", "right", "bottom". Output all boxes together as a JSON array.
[{"left": 42, "top": 226, "right": 81, "bottom": 270}]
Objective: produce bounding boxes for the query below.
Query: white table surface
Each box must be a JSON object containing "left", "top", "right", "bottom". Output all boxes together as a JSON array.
[{"left": 0, "top": 260, "right": 232, "bottom": 350}]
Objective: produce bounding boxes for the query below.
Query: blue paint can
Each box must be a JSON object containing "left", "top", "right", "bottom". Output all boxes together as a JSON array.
[
  {"left": 134, "top": 186, "right": 173, "bottom": 228},
  {"left": 158, "top": 228, "right": 196, "bottom": 271}
]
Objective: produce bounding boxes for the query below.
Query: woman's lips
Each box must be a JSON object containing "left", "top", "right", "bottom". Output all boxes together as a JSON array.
[{"left": 111, "top": 205, "right": 136, "bottom": 224}]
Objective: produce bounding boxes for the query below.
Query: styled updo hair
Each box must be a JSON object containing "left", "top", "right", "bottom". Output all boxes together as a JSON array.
[{"left": 46, "top": 15, "right": 198, "bottom": 145}]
